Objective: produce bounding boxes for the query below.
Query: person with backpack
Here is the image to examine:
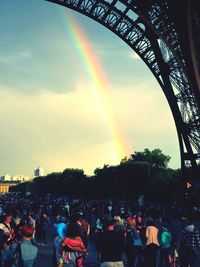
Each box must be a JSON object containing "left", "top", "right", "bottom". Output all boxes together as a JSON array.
[
  {"left": 53, "top": 216, "right": 67, "bottom": 267},
  {"left": 0, "top": 213, "right": 17, "bottom": 266},
  {"left": 59, "top": 222, "right": 86, "bottom": 267},
  {"left": 160, "top": 223, "right": 173, "bottom": 267},
  {"left": 126, "top": 218, "right": 143, "bottom": 267}
]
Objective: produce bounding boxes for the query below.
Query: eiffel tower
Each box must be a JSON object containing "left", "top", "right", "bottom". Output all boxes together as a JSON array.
[{"left": 46, "top": 0, "right": 200, "bottom": 188}]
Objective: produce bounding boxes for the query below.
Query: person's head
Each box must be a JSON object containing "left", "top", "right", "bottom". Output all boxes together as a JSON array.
[
  {"left": 21, "top": 224, "right": 34, "bottom": 240},
  {"left": 55, "top": 216, "right": 61, "bottom": 224},
  {"left": 71, "top": 214, "right": 81, "bottom": 225},
  {"left": 60, "top": 216, "right": 67, "bottom": 223},
  {"left": 114, "top": 215, "right": 122, "bottom": 224},
  {"left": 126, "top": 216, "right": 132, "bottom": 222},
  {"left": 128, "top": 219, "right": 136, "bottom": 229},
  {"left": 67, "top": 222, "right": 82, "bottom": 238},
  {"left": 2, "top": 213, "right": 12, "bottom": 224},
  {"left": 188, "top": 217, "right": 195, "bottom": 226},
  {"left": 162, "top": 222, "right": 169, "bottom": 231},
  {"left": 105, "top": 219, "right": 115, "bottom": 230},
  {"left": 137, "top": 216, "right": 142, "bottom": 224},
  {"left": 146, "top": 217, "right": 155, "bottom": 227}
]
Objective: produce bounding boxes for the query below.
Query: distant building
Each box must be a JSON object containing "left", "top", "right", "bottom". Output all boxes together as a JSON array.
[
  {"left": 0, "top": 174, "right": 31, "bottom": 182},
  {"left": 0, "top": 174, "right": 31, "bottom": 193},
  {"left": 34, "top": 167, "right": 44, "bottom": 177},
  {"left": 0, "top": 182, "right": 18, "bottom": 193},
  {"left": 12, "top": 175, "right": 31, "bottom": 182},
  {"left": 2, "top": 174, "right": 11, "bottom": 181}
]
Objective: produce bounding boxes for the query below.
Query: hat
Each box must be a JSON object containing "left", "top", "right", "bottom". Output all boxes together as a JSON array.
[{"left": 22, "top": 224, "right": 34, "bottom": 238}]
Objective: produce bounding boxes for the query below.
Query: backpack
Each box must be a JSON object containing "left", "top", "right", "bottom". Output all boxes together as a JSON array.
[
  {"left": 161, "top": 230, "right": 172, "bottom": 248},
  {"left": 60, "top": 237, "right": 86, "bottom": 267},
  {"left": 127, "top": 228, "right": 142, "bottom": 247}
]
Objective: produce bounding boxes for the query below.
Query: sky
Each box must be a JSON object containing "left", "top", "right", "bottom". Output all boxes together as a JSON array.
[{"left": 0, "top": 0, "right": 180, "bottom": 177}]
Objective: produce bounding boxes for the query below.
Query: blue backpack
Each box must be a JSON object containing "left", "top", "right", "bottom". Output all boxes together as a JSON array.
[{"left": 127, "top": 229, "right": 142, "bottom": 247}]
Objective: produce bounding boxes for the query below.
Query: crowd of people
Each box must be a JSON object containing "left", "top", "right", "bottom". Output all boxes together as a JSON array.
[{"left": 0, "top": 193, "right": 200, "bottom": 266}]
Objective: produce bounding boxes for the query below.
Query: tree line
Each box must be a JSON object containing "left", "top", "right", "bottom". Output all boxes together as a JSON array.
[{"left": 10, "top": 148, "right": 184, "bottom": 201}]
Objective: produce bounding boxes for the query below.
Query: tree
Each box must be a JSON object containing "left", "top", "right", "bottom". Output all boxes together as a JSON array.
[
  {"left": 11, "top": 148, "right": 179, "bottom": 200},
  {"left": 129, "top": 148, "right": 171, "bottom": 168}
]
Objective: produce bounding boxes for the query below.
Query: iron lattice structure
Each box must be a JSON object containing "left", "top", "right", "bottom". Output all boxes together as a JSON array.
[{"left": 46, "top": 0, "right": 200, "bottom": 183}]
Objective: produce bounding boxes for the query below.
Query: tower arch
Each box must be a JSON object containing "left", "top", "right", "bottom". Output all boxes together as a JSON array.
[{"left": 46, "top": 0, "right": 200, "bottom": 185}]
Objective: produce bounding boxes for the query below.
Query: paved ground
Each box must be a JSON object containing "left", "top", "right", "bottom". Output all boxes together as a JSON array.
[{"left": 35, "top": 228, "right": 54, "bottom": 267}]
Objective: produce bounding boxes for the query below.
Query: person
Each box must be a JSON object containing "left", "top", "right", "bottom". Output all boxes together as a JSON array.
[
  {"left": 53, "top": 216, "right": 67, "bottom": 267},
  {"left": 0, "top": 213, "right": 17, "bottom": 266},
  {"left": 94, "top": 219, "right": 104, "bottom": 262},
  {"left": 113, "top": 216, "right": 124, "bottom": 233},
  {"left": 55, "top": 217, "right": 67, "bottom": 240},
  {"left": 0, "top": 228, "right": 5, "bottom": 266},
  {"left": 126, "top": 218, "right": 143, "bottom": 267},
  {"left": 35, "top": 213, "right": 42, "bottom": 245},
  {"left": 97, "top": 219, "right": 125, "bottom": 267},
  {"left": 177, "top": 221, "right": 200, "bottom": 267},
  {"left": 17, "top": 223, "right": 38, "bottom": 267},
  {"left": 59, "top": 222, "right": 86, "bottom": 267},
  {"left": 80, "top": 216, "right": 90, "bottom": 247},
  {"left": 160, "top": 223, "right": 172, "bottom": 267},
  {"left": 144, "top": 218, "right": 160, "bottom": 267},
  {"left": 0, "top": 213, "right": 15, "bottom": 246},
  {"left": 40, "top": 212, "right": 51, "bottom": 245},
  {"left": 22, "top": 213, "right": 36, "bottom": 241}
]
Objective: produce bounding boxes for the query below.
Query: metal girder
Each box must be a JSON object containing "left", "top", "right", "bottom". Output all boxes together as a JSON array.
[{"left": 45, "top": 0, "right": 200, "bottom": 182}]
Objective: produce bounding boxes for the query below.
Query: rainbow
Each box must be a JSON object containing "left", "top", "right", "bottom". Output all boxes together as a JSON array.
[{"left": 63, "top": 14, "right": 130, "bottom": 163}]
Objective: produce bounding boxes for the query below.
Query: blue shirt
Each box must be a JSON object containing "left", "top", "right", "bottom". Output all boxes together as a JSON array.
[{"left": 56, "top": 223, "right": 67, "bottom": 239}]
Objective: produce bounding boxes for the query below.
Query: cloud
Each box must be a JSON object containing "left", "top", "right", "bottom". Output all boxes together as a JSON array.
[
  {"left": 17, "top": 51, "right": 32, "bottom": 59},
  {"left": 109, "top": 82, "right": 180, "bottom": 168},
  {"left": 0, "top": 84, "right": 114, "bottom": 176},
  {"left": 0, "top": 55, "right": 14, "bottom": 63},
  {"left": 108, "top": 80, "right": 176, "bottom": 140},
  {"left": 0, "top": 79, "right": 180, "bottom": 177},
  {"left": 0, "top": 50, "right": 32, "bottom": 64}
]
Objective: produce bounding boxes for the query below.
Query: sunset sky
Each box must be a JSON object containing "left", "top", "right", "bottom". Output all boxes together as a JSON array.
[{"left": 0, "top": 0, "right": 180, "bottom": 177}]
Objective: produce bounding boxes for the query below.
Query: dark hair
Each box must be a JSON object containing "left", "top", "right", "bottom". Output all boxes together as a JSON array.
[
  {"left": 67, "top": 223, "right": 82, "bottom": 238},
  {"left": 70, "top": 215, "right": 81, "bottom": 224},
  {"left": 0, "top": 213, "right": 12, "bottom": 223},
  {"left": 105, "top": 219, "right": 115, "bottom": 228},
  {"left": 146, "top": 217, "right": 155, "bottom": 227},
  {"left": 162, "top": 222, "right": 169, "bottom": 229}
]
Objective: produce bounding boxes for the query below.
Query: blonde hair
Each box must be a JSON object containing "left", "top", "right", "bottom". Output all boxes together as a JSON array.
[{"left": 114, "top": 215, "right": 122, "bottom": 222}]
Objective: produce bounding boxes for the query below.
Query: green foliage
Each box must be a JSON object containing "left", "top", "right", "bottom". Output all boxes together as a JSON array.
[
  {"left": 127, "top": 148, "right": 171, "bottom": 168},
  {"left": 11, "top": 149, "right": 179, "bottom": 201}
]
